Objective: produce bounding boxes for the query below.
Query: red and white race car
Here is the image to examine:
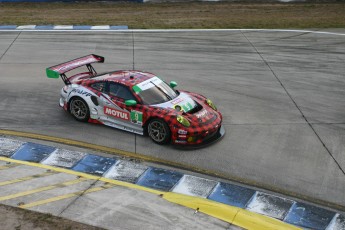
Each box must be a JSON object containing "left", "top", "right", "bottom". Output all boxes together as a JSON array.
[{"left": 46, "top": 54, "right": 224, "bottom": 146}]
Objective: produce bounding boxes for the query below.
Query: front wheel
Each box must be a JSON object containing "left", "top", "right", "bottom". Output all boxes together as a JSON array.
[
  {"left": 69, "top": 97, "right": 90, "bottom": 122},
  {"left": 147, "top": 119, "right": 171, "bottom": 145}
]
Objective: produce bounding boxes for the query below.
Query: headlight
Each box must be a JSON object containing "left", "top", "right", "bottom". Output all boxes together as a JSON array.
[
  {"left": 177, "top": 115, "right": 190, "bottom": 127},
  {"left": 206, "top": 99, "right": 217, "bottom": 111}
]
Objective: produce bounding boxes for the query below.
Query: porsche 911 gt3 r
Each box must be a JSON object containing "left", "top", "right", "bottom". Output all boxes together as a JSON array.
[{"left": 46, "top": 54, "right": 224, "bottom": 146}]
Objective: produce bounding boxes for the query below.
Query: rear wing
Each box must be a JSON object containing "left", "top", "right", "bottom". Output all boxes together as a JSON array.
[{"left": 46, "top": 54, "right": 104, "bottom": 85}]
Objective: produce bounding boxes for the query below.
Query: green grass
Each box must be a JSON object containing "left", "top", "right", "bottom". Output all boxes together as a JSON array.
[{"left": 0, "top": 2, "right": 344, "bottom": 29}]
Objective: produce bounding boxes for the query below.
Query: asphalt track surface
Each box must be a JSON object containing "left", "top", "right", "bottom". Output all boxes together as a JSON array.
[{"left": 0, "top": 29, "right": 345, "bottom": 211}]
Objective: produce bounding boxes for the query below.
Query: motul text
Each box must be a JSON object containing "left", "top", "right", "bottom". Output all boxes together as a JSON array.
[{"left": 104, "top": 107, "right": 130, "bottom": 121}]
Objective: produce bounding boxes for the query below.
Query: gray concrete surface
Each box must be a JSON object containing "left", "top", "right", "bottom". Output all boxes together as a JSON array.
[
  {"left": 0, "top": 30, "right": 344, "bottom": 210},
  {"left": 0, "top": 161, "right": 233, "bottom": 229}
]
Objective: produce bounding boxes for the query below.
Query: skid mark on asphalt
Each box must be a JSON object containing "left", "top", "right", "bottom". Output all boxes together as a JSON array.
[
  {"left": 0, "top": 170, "right": 59, "bottom": 187},
  {"left": 20, "top": 183, "right": 115, "bottom": 209},
  {"left": 0, "top": 177, "right": 89, "bottom": 202}
]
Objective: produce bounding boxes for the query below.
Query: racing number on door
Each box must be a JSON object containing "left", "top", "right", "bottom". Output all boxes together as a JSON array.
[{"left": 130, "top": 110, "right": 143, "bottom": 125}]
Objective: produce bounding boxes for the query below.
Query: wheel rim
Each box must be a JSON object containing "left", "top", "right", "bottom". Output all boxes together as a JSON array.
[
  {"left": 71, "top": 99, "right": 87, "bottom": 120},
  {"left": 148, "top": 120, "right": 167, "bottom": 142}
]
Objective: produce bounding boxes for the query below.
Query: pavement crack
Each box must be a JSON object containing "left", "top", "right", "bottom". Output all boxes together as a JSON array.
[
  {"left": 0, "top": 31, "right": 21, "bottom": 62},
  {"left": 132, "top": 31, "right": 137, "bottom": 154},
  {"left": 57, "top": 176, "right": 102, "bottom": 217},
  {"left": 132, "top": 30, "right": 135, "bottom": 70},
  {"left": 241, "top": 30, "right": 345, "bottom": 178},
  {"left": 270, "top": 31, "right": 314, "bottom": 41}
]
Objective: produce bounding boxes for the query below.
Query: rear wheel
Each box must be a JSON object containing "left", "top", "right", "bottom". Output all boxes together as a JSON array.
[
  {"left": 147, "top": 119, "right": 171, "bottom": 145},
  {"left": 69, "top": 97, "right": 90, "bottom": 122}
]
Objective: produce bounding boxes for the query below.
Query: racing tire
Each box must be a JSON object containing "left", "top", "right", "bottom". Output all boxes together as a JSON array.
[
  {"left": 147, "top": 119, "right": 171, "bottom": 145},
  {"left": 69, "top": 97, "right": 90, "bottom": 122}
]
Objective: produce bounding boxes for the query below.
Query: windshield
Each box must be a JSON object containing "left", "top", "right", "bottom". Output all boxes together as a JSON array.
[{"left": 134, "top": 77, "right": 178, "bottom": 105}]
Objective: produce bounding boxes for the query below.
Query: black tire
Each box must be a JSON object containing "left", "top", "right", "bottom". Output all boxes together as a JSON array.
[
  {"left": 147, "top": 119, "right": 171, "bottom": 145},
  {"left": 69, "top": 97, "right": 90, "bottom": 122}
]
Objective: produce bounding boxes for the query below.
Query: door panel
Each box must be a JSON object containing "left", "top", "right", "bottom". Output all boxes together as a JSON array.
[{"left": 100, "top": 83, "right": 144, "bottom": 134}]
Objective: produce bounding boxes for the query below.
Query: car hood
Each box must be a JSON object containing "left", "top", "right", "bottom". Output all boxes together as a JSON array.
[{"left": 153, "top": 92, "right": 197, "bottom": 112}]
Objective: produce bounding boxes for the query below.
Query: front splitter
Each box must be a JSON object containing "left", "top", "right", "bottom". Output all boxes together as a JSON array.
[{"left": 173, "top": 126, "right": 225, "bottom": 150}]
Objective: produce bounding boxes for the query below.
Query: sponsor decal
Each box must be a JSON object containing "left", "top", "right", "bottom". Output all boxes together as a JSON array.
[
  {"left": 71, "top": 89, "right": 92, "bottom": 97},
  {"left": 104, "top": 107, "right": 130, "bottom": 121},
  {"left": 133, "top": 76, "right": 162, "bottom": 92},
  {"left": 196, "top": 109, "right": 208, "bottom": 118},
  {"left": 130, "top": 110, "right": 143, "bottom": 125},
  {"left": 178, "top": 135, "right": 187, "bottom": 139},
  {"left": 178, "top": 129, "right": 188, "bottom": 135},
  {"left": 171, "top": 97, "right": 184, "bottom": 105},
  {"left": 171, "top": 94, "right": 195, "bottom": 112},
  {"left": 182, "top": 102, "right": 193, "bottom": 112},
  {"left": 175, "top": 140, "right": 187, "bottom": 144},
  {"left": 173, "top": 102, "right": 193, "bottom": 112},
  {"left": 54, "top": 57, "right": 96, "bottom": 73}
]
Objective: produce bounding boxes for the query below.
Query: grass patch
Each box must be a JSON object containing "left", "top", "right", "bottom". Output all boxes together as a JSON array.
[{"left": 0, "top": 2, "right": 344, "bottom": 29}]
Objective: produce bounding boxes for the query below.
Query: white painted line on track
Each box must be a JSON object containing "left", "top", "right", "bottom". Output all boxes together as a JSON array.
[{"left": 0, "top": 29, "right": 344, "bottom": 36}]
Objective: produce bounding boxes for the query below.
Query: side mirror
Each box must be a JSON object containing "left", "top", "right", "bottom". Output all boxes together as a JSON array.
[
  {"left": 169, "top": 81, "right": 177, "bottom": 89},
  {"left": 125, "top": 99, "right": 137, "bottom": 106}
]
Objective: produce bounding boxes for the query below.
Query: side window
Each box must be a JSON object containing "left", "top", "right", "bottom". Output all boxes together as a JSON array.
[
  {"left": 109, "top": 83, "right": 136, "bottom": 101},
  {"left": 109, "top": 83, "right": 120, "bottom": 96},
  {"left": 91, "top": 82, "right": 106, "bottom": 93}
]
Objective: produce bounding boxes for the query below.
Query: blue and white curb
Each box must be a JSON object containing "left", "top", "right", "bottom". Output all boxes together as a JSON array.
[
  {"left": 0, "top": 25, "right": 129, "bottom": 30},
  {"left": 0, "top": 137, "right": 344, "bottom": 230}
]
